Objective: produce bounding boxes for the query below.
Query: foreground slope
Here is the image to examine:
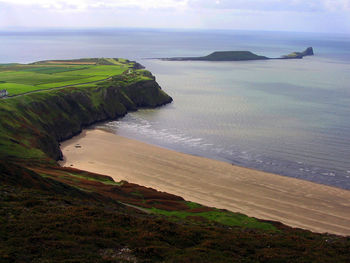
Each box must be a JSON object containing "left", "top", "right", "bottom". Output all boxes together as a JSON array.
[{"left": 2, "top": 161, "right": 350, "bottom": 262}]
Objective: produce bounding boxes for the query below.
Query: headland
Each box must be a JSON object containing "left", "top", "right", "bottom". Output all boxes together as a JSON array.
[{"left": 161, "top": 47, "right": 314, "bottom": 61}]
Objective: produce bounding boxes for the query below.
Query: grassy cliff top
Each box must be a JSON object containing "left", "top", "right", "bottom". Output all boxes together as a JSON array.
[{"left": 0, "top": 58, "right": 148, "bottom": 96}]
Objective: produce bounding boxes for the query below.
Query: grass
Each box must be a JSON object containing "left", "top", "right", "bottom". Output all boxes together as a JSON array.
[
  {"left": 0, "top": 83, "right": 37, "bottom": 95},
  {"left": 35, "top": 76, "right": 108, "bottom": 88},
  {"left": 0, "top": 58, "right": 141, "bottom": 96},
  {"left": 20, "top": 66, "right": 89, "bottom": 74},
  {"left": 185, "top": 201, "right": 203, "bottom": 209},
  {"left": 148, "top": 207, "right": 276, "bottom": 231},
  {"left": 64, "top": 172, "right": 122, "bottom": 186}
]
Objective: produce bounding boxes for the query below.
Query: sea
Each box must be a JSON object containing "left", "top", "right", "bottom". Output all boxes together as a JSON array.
[{"left": 1, "top": 28, "right": 350, "bottom": 190}]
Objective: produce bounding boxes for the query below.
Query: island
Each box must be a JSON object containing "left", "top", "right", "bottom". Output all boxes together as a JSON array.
[
  {"left": 161, "top": 47, "right": 314, "bottom": 61},
  {"left": 1, "top": 58, "right": 349, "bottom": 262}
]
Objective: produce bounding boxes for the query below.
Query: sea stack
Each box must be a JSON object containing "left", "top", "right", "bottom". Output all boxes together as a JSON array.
[{"left": 302, "top": 47, "right": 314, "bottom": 56}]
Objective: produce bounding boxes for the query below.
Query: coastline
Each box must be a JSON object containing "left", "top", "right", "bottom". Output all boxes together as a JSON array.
[{"left": 59, "top": 128, "right": 350, "bottom": 236}]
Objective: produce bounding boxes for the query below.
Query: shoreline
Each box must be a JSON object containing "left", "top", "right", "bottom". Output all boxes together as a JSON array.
[{"left": 59, "top": 128, "right": 350, "bottom": 236}]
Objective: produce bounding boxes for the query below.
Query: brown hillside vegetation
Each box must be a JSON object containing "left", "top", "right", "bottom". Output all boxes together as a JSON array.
[{"left": 1, "top": 160, "right": 350, "bottom": 262}]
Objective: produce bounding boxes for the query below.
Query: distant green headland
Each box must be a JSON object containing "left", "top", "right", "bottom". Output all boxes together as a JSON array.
[
  {"left": 161, "top": 47, "right": 314, "bottom": 61},
  {"left": 0, "top": 58, "right": 147, "bottom": 96}
]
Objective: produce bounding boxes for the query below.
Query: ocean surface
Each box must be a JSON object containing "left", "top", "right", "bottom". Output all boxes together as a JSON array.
[{"left": 1, "top": 29, "right": 350, "bottom": 189}]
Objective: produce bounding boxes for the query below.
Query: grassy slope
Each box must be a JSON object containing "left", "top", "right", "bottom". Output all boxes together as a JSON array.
[
  {"left": 0, "top": 58, "right": 349, "bottom": 262},
  {"left": 0, "top": 58, "right": 131, "bottom": 95}
]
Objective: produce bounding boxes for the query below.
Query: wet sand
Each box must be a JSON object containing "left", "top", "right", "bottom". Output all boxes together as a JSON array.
[{"left": 59, "top": 129, "right": 350, "bottom": 236}]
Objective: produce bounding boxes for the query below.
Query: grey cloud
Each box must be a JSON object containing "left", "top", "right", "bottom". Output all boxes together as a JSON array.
[{"left": 187, "top": 0, "right": 345, "bottom": 12}]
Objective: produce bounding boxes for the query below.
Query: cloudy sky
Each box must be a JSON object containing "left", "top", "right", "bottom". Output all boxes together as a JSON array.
[{"left": 1, "top": 0, "right": 350, "bottom": 33}]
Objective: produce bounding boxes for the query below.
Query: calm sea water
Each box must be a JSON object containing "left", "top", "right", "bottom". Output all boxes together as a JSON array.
[{"left": 1, "top": 29, "right": 350, "bottom": 189}]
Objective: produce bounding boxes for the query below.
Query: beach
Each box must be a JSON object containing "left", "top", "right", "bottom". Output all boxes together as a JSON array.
[{"left": 59, "top": 129, "right": 350, "bottom": 236}]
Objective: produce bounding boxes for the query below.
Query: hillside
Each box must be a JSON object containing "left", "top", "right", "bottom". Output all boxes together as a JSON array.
[
  {"left": 0, "top": 58, "right": 349, "bottom": 262},
  {"left": 164, "top": 51, "right": 268, "bottom": 61}
]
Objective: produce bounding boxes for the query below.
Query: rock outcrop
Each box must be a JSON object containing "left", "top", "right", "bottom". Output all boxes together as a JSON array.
[{"left": 281, "top": 47, "right": 314, "bottom": 59}]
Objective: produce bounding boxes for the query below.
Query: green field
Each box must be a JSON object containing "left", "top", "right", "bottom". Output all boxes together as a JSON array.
[{"left": 0, "top": 58, "right": 137, "bottom": 95}]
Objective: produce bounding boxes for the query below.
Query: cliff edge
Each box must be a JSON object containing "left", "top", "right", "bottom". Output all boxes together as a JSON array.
[{"left": 0, "top": 70, "right": 172, "bottom": 162}]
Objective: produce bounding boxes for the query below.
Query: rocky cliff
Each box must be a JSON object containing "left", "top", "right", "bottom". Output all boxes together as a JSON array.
[{"left": 0, "top": 76, "right": 172, "bottom": 162}]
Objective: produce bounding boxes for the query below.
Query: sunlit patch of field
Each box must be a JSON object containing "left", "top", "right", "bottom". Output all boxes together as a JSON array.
[{"left": 44, "top": 61, "right": 97, "bottom": 65}]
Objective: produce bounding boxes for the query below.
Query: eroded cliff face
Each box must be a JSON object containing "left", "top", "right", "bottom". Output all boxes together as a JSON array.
[{"left": 0, "top": 79, "right": 172, "bottom": 161}]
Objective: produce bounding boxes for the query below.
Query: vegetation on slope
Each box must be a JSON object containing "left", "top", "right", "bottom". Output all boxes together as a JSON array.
[{"left": 1, "top": 161, "right": 350, "bottom": 262}]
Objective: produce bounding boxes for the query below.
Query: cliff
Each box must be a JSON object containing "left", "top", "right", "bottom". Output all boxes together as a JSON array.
[{"left": 0, "top": 75, "right": 172, "bottom": 162}]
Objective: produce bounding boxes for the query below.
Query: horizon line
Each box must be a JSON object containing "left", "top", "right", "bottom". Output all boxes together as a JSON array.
[{"left": 0, "top": 26, "right": 348, "bottom": 36}]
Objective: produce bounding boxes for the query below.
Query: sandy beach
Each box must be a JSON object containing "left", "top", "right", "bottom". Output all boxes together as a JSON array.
[{"left": 59, "top": 129, "right": 350, "bottom": 236}]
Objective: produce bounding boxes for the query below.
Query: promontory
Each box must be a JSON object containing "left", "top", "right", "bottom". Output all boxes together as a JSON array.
[{"left": 161, "top": 47, "right": 314, "bottom": 61}]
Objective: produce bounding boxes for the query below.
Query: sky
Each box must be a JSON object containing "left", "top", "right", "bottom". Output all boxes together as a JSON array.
[{"left": 0, "top": 0, "right": 350, "bottom": 33}]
